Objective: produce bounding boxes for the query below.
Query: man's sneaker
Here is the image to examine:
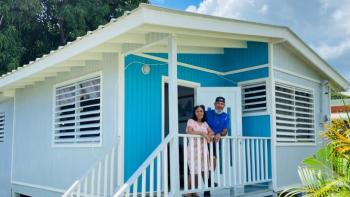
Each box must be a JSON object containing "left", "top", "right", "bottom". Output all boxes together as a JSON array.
[{"left": 204, "top": 191, "right": 211, "bottom": 197}]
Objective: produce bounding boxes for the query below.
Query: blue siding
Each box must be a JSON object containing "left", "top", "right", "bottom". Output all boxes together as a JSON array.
[
  {"left": 242, "top": 115, "right": 271, "bottom": 137},
  {"left": 224, "top": 42, "right": 268, "bottom": 71}
]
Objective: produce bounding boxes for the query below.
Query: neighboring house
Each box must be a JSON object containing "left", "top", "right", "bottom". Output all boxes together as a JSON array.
[
  {"left": 0, "top": 4, "right": 348, "bottom": 197},
  {"left": 331, "top": 99, "right": 350, "bottom": 120}
]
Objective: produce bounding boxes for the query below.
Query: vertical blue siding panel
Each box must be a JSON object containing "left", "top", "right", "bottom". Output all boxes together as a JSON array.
[
  {"left": 242, "top": 115, "right": 271, "bottom": 137},
  {"left": 224, "top": 42, "right": 268, "bottom": 71}
]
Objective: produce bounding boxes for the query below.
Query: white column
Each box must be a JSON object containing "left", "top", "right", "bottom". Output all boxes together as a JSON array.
[
  {"left": 117, "top": 53, "right": 125, "bottom": 186},
  {"left": 168, "top": 35, "right": 180, "bottom": 196}
]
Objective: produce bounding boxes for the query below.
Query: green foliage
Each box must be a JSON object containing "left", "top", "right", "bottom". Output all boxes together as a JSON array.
[
  {"left": 331, "top": 89, "right": 350, "bottom": 100},
  {"left": 0, "top": 0, "right": 148, "bottom": 75},
  {"left": 280, "top": 118, "right": 350, "bottom": 196}
]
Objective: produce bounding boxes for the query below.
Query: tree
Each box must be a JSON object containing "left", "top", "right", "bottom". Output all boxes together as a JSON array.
[{"left": 0, "top": 0, "right": 148, "bottom": 75}]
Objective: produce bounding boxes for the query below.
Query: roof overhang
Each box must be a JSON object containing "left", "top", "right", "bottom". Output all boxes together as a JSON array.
[{"left": 0, "top": 3, "right": 347, "bottom": 96}]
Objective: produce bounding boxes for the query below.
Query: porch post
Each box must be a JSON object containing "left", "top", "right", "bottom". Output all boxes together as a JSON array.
[{"left": 168, "top": 35, "right": 180, "bottom": 196}]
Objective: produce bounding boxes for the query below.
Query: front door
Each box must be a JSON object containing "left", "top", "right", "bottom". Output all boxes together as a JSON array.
[{"left": 196, "top": 87, "right": 242, "bottom": 137}]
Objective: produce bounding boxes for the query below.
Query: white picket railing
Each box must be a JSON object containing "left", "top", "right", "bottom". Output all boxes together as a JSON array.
[
  {"left": 113, "top": 133, "right": 176, "bottom": 197},
  {"left": 113, "top": 134, "right": 271, "bottom": 197},
  {"left": 62, "top": 142, "right": 118, "bottom": 197},
  {"left": 178, "top": 134, "right": 271, "bottom": 194}
]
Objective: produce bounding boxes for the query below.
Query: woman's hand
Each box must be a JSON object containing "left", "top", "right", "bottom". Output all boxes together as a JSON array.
[{"left": 207, "top": 132, "right": 213, "bottom": 143}]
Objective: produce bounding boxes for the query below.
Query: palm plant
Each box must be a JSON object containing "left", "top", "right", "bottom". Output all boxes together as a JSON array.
[{"left": 280, "top": 118, "right": 350, "bottom": 196}]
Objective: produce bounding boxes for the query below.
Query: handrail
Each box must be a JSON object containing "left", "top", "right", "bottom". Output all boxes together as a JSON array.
[
  {"left": 113, "top": 132, "right": 176, "bottom": 197},
  {"left": 62, "top": 137, "right": 119, "bottom": 197}
]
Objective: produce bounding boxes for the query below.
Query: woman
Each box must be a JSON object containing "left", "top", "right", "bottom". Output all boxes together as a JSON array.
[{"left": 186, "top": 105, "right": 213, "bottom": 197}]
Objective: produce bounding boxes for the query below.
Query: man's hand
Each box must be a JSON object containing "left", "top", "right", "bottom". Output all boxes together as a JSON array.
[{"left": 215, "top": 133, "right": 221, "bottom": 143}]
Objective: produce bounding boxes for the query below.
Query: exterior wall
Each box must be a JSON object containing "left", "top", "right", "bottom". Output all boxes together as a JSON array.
[
  {"left": 0, "top": 98, "right": 14, "bottom": 197},
  {"left": 273, "top": 43, "right": 327, "bottom": 190},
  {"left": 124, "top": 41, "right": 270, "bottom": 179},
  {"left": 274, "top": 43, "right": 323, "bottom": 82},
  {"left": 11, "top": 54, "right": 119, "bottom": 196}
]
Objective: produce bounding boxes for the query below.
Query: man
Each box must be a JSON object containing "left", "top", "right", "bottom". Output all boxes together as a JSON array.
[{"left": 204, "top": 96, "right": 229, "bottom": 196}]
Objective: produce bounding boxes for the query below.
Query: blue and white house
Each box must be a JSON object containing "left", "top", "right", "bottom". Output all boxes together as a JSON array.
[{"left": 0, "top": 4, "right": 348, "bottom": 197}]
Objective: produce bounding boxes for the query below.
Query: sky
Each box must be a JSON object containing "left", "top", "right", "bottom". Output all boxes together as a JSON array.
[{"left": 150, "top": 0, "right": 350, "bottom": 84}]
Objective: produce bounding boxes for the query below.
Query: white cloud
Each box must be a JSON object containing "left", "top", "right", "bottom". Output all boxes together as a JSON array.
[
  {"left": 314, "top": 40, "right": 350, "bottom": 60},
  {"left": 186, "top": 0, "right": 350, "bottom": 62},
  {"left": 186, "top": 0, "right": 256, "bottom": 19},
  {"left": 258, "top": 4, "right": 269, "bottom": 15}
]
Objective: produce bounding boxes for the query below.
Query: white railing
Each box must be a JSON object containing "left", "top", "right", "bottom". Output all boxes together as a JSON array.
[
  {"left": 62, "top": 142, "right": 118, "bottom": 197},
  {"left": 113, "top": 134, "right": 271, "bottom": 197},
  {"left": 178, "top": 134, "right": 271, "bottom": 194},
  {"left": 113, "top": 133, "right": 176, "bottom": 197}
]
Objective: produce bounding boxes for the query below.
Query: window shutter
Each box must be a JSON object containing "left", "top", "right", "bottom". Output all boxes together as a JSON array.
[
  {"left": 275, "top": 83, "right": 315, "bottom": 144},
  {"left": 54, "top": 76, "right": 101, "bottom": 145},
  {"left": 0, "top": 112, "right": 4, "bottom": 142},
  {"left": 242, "top": 82, "right": 267, "bottom": 113}
]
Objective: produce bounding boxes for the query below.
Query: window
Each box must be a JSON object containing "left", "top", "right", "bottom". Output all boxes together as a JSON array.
[
  {"left": 0, "top": 112, "right": 4, "bottom": 142},
  {"left": 53, "top": 75, "right": 101, "bottom": 146},
  {"left": 275, "top": 82, "right": 315, "bottom": 144},
  {"left": 242, "top": 82, "right": 267, "bottom": 113}
]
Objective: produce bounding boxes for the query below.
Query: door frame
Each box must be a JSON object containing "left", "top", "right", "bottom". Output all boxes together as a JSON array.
[{"left": 161, "top": 76, "right": 200, "bottom": 140}]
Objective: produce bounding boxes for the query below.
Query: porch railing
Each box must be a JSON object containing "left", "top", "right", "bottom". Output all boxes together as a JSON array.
[
  {"left": 178, "top": 134, "right": 271, "bottom": 194},
  {"left": 113, "top": 132, "right": 176, "bottom": 197},
  {"left": 62, "top": 140, "right": 119, "bottom": 197},
  {"left": 113, "top": 134, "right": 271, "bottom": 197}
]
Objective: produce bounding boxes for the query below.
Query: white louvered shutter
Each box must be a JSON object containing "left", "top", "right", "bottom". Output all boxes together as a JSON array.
[
  {"left": 54, "top": 76, "right": 101, "bottom": 145},
  {"left": 0, "top": 112, "right": 4, "bottom": 142},
  {"left": 275, "top": 83, "right": 315, "bottom": 144},
  {"left": 242, "top": 82, "right": 267, "bottom": 113}
]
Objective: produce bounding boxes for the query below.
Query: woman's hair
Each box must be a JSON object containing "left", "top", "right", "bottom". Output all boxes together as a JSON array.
[{"left": 191, "top": 105, "right": 206, "bottom": 122}]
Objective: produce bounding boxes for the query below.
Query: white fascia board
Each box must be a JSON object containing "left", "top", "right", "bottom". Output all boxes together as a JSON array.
[
  {"left": 0, "top": 7, "right": 145, "bottom": 88},
  {"left": 140, "top": 5, "right": 287, "bottom": 40},
  {"left": 140, "top": 4, "right": 348, "bottom": 90}
]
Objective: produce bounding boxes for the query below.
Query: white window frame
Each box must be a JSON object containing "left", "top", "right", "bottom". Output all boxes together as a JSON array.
[
  {"left": 52, "top": 71, "right": 103, "bottom": 148},
  {"left": 238, "top": 78, "right": 269, "bottom": 117},
  {"left": 0, "top": 112, "right": 4, "bottom": 142},
  {"left": 274, "top": 80, "right": 316, "bottom": 146}
]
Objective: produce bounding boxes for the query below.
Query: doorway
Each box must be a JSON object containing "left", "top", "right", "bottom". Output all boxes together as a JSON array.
[{"left": 163, "top": 83, "right": 195, "bottom": 137}]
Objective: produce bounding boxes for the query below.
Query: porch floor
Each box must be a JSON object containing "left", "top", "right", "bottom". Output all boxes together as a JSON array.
[{"left": 191, "top": 184, "right": 273, "bottom": 197}]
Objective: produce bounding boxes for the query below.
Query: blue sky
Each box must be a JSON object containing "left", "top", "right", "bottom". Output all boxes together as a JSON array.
[{"left": 150, "top": 0, "right": 350, "bottom": 84}]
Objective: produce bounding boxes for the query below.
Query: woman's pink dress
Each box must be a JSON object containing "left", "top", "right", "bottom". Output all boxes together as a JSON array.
[{"left": 186, "top": 119, "right": 211, "bottom": 174}]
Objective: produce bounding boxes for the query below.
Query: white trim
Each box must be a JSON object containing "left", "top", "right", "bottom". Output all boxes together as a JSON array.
[
  {"left": 161, "top": 76, "right": 200, "bottom": 140},
  {"left": 117, "top": 53, "right": 125, "bottom": 185},
  {"left": 11, "top": 95, "right": 16, "bottom": 184},
  {"left": 274, "top": 67, "right": 321, "bottom": 84},
  {"left": 223, "top": 64, "right": 269, "bottom": 75},
  {"left": 134, "top": 53, "right": 268, "bottom": 77},
  {"left": 237, "top": 77, "right": 269, "bottom": 86},
  {"left": 242, "top": 112, "right": 269, "bottom": 117},
  {"left": 51, "top": 71, "right": 103, "bottom": 148},
  {"left": 12, "top": 181, "right": 65, "bottom": 194},
  {"left": 267, "top": 42, "right": 277, "bottom": 191}
]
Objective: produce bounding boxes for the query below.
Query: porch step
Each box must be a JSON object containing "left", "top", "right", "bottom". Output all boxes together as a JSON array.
[{"left": 187, "top": 188, "right": 274, "bottom": 197}]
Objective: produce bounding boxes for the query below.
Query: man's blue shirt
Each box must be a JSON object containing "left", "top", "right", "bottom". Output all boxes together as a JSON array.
[{"left": 206, "top": 109, "right": 229, "bottom": 134}]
